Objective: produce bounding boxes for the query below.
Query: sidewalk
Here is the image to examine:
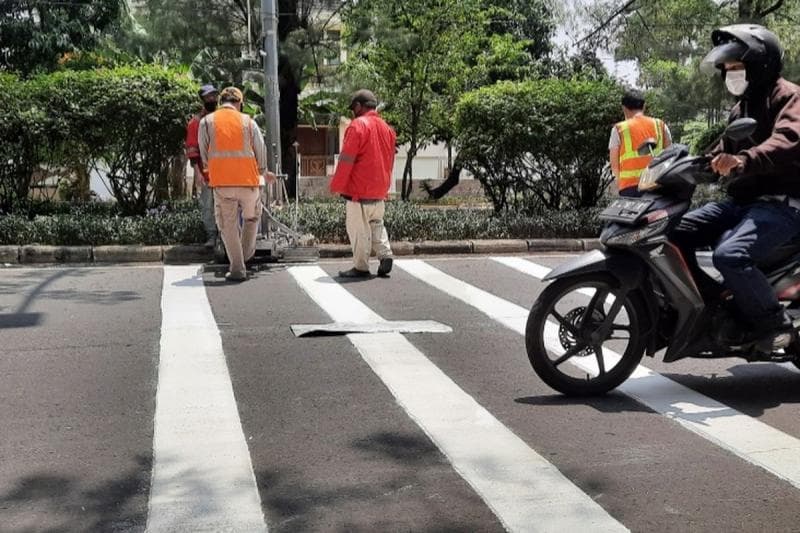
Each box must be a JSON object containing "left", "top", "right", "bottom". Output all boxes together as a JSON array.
[{"left": 0, "top": 239, "right": 602, "bottom": 265}]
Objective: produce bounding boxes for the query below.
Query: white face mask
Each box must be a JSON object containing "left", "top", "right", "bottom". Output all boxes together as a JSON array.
[{"left": 725, "top": 69, "right": 748, "bottom": 96}]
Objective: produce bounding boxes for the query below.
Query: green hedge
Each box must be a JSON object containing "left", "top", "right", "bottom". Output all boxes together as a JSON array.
[
  {"left": 0, "top": 201, "right": 602, "bottom": 245},
  {"left": 274, "top": 201, "right": 602, "bottom": 243},
  {"left": 455, "top": 79, "right": 622, "bottom": 212},
  {"left": 1, "top": 67, "right": 196, "bottom": 215}
]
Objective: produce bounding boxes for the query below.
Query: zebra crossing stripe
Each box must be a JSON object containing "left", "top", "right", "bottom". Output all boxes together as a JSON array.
[
  {"left": 399, "top": 258, "right": 800, "bottom": 490},
  {"left": 147, "top": 266, "right": 267, "bottom": 532},
  {"left": 289, "top": 265, "right": 628, "bottom": 533}
]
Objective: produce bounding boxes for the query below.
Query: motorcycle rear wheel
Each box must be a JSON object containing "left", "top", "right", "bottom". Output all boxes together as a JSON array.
[{"left": 525, "top": 273, "right": 648, "bottom": 396}]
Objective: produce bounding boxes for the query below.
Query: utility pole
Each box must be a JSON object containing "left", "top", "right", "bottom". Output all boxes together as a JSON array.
[{"left": 261, "top": 0, "right": 282, "bottom": 176}]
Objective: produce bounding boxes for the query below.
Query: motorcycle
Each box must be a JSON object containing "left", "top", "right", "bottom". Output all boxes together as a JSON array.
[{"left": 525, "top": 118, "right": 800, "bottom": 396}]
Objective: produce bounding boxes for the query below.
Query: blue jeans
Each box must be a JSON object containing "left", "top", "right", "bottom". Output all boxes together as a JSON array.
[{"left": 670, "top": 199, "right": 800, "bottom": 324}]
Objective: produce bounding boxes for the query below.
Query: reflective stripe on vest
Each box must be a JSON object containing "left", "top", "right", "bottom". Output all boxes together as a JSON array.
[
  {"left": 207, "top": 109, "right": 260, "bottom": 187},
  {"left": 617, "top": 116, "right": 664, "bottom": 191}
]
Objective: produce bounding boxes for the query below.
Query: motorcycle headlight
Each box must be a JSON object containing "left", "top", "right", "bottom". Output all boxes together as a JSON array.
[{"left": 638, "top": 158, "right": 672, "bottom": 191}]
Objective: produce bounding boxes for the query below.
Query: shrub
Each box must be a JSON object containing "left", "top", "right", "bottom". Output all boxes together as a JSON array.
[
  {"left": 0, "top": 74, "right": 49, "bottom": 214},
  {"left": 1, "top": 67, "right": 197, "bottom": 216},
  {"left": 0, "top": 211, "right": 205, "bottom": 246},
  {"left": 0, "top": 201, "right": 601, "bottom": 246},
  {"left": 455, "top": 79, "right": 622, "bottom": 212},
  {"left": 26, "top": 67, "right": 197, "bottom": 215},
  {"left": 273, "top": 201, "right": 601, "bottom": 243}
]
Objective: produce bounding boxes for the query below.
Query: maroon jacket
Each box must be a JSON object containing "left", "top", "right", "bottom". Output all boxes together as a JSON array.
[
  {"left": 717, "top": 77, "right": 800, "bottom": 201},
  {"left": 330, "top": 110, "right": 397, "bottom": 201}
]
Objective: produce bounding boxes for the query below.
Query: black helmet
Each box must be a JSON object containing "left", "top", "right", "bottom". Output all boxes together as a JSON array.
[{"left": 700, "top": 24, "right": 783, "bottom": 79}]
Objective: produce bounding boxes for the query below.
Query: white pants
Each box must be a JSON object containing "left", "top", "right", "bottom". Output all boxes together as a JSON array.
[{"left": 345, "top": 200, "right": 392, "bottom": 271}]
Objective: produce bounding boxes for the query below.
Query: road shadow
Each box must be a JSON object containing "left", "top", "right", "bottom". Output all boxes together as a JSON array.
[
  {"left": 0, "top": 312, "right": 42, "bottom": 330},
  {"left": 662, "top": 363, "right": 800, "bottom": 417},
  {"left": 0, "top": 454, "right": 151, "bottom": 533},
  {"left": 256, "top": 431, "right": 479, "bottom": 532},
  {"left": 515, "top": 392, "right": 653, "bottom": 414},
  {"left": 1, "top": 269, "right": 139, "bottom": 304},
  {"left": 351, "top": 431, "right": 443, "bottom": 466}
]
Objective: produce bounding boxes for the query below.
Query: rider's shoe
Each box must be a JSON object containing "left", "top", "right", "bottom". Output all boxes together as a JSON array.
[
  {"left": 720, "top": 311, "right": 794, "bottom": 352},
  {"left": 754, "top": 312, "right": 795, "bottom": 352}
]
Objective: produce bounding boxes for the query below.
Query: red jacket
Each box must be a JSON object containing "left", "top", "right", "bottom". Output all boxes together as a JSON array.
[
  {"left": 185, "top": 110, "right": 210, "bottom": 179},
  {"left": 330, "top": 110, "right": 397, "bottom": 200}
]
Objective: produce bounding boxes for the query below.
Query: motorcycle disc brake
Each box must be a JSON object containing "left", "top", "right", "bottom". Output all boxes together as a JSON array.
[{"left": 559, "top": 306, "right": 606, "bottom": 357}]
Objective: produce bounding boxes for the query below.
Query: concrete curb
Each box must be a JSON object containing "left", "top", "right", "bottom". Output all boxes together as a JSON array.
[
  {"left": 0, "top": 245, "right": 20, "bottom": 264},
  {"left": 94, "top": 245, "right": 163, "bottom": 263},
  {"left": 1, "top": 239, "right": 603, "bottom": 265}
]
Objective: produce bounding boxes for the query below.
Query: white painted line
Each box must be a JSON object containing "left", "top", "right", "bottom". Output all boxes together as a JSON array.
[
  {"left": 289, "top": 265, "right": 627, "bottom": 533},
  {"left": 493, "top": 256, "right": 603, "bottom": 300},
  {"left": 398, "top": 258, "right": 800, "bottom": 490},
  {"left": 147, "top": 266, "right": 267, "bottom": 532}
]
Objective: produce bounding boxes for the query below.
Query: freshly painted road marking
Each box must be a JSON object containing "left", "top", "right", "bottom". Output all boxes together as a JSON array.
[
  {"left": 290, "top": 319, "right": 452, "bottom": 337},
  {"left": 398, "top": 258, "right": 800, "bottom": 490},
  {"left": 289, "top": 265, "right": 627, "bottom": 533},
  {"left": 147, "top": 266, "right": 267, "bottom": 532}
]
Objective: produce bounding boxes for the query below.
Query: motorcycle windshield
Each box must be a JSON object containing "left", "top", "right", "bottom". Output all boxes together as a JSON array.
[{"left": 700, "top": 41, "right": 747, "bottom": 75}]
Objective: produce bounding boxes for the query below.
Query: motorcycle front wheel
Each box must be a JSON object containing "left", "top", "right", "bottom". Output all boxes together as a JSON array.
[{"left": 525, "top": 273, "right": 648, "bottom": 396}]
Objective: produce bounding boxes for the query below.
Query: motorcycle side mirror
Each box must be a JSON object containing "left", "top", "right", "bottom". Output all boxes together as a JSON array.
[
  {"left": 724, "top": 117, "right": 757, "bottom": 141},
  {"left": 637, "top": 138, "right": 658, "bottom": 156}
]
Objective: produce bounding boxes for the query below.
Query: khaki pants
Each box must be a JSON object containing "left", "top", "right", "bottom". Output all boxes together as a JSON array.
[
  {"left": 346, "top": 200, "right": 392, "bottom": 271},
  {"left": 214, "top": 187, "right": 261, "bottom": 275}
]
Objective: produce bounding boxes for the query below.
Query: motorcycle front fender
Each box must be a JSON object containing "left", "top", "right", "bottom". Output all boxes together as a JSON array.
[{"left": 544, "top": 249, "right": 647, "bottom": 290}]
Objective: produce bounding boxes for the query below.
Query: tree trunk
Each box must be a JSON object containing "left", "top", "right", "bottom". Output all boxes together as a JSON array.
[
  {"left": 73, "top": 163, "right": 91, "bottom": 201},
  {"left": 168, "top": 154, "right": 187, "bottom": 200},
  {"left": 423, "top": 157, "right": 462, "bottom": 199},
  {"left": 401, "top": 154, "right": 414, "bottom": 201}
]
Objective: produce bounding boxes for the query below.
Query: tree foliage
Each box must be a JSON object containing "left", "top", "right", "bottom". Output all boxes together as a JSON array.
[
  {"left": 2, "top": 67, "right": 195, "bottom": 215},
  {"left": 570, "top": 0, "right": 800, "bottom": 141},
  {"left": 0, "top": 0, "right": 123, "bottom": 75},
  {"left": 456, "top": 79, "right": 621, "bottom": 212},
  {"left": 341, "top": 0, "right": 554, "bottom": 200}
]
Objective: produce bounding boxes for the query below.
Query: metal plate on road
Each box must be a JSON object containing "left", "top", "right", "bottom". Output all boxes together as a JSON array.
[{"left": 291, "top": 320, "right": 452, "bottom": 337}]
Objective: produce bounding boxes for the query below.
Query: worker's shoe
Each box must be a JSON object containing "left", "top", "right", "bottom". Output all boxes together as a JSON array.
[
  {"left": 377, "top": 257, "right": 393, "bottom": 277},
  {"left": 225, "top": 271, "right": 247, "bottom": 282},
  {"left": 338, "top": 268, "right": 370, "bottom": 279}
]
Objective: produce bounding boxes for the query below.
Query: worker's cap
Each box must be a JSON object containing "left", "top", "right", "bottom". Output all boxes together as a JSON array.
[
  {"left": 198, "top": 84, "right": 218, "bottom": 97},
  {"left": 349, "top": 89, "right": 378, "bottom": 109},
  {"left": 219, "top": 86, "right": 244, "bottom": 103}
]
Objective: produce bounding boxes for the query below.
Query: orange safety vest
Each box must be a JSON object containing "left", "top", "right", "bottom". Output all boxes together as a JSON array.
[
  {"left": 206, "top": 108, "right": 260, "bottom": 187},
  {"left": 616, "top": 115, "right": 665, "bottom": 192}
]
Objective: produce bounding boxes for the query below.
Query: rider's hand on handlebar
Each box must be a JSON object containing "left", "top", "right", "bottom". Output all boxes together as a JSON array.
[{"left": 711, "top": 153, "right": 745, "bottom": 177}]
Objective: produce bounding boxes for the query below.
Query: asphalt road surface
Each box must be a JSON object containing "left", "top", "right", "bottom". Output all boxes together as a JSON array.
[{"left": 3, "top": 255, "right": 800, "bottom": 532}]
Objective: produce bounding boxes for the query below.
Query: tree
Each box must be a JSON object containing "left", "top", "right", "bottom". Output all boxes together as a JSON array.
[
  {"left": 456, "top": 79, "right": 621, "bottom": 212},
  {"left": 569, "top": 0, "right": 799, "bottom": 140},
  {"left": 342, "top": 0, "right": 554, "bottom": 201},
  {"left": 0, "top": 0, "right": 123, "bottom": 75},
  {"left": 122, "top": 0, "right": 346, "bottom": 196}
]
